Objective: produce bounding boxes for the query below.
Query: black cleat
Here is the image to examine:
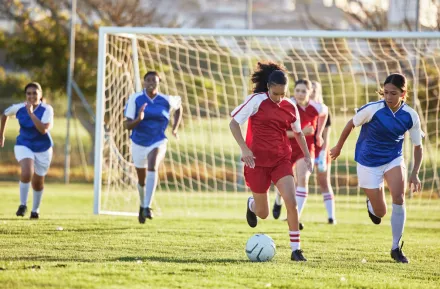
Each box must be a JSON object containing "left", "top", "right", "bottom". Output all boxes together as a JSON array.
[
  {"left": 272, "top": 202, "right": 282, "bottom": 219},
  {"left": 391, "top": 241, "right": 409, "bottom": 263},
  {"left": 291, "top": 249, "right": 307, "bottom": 261},
  {"left": 366, "top": 199, "right": 381, "bottom": 224},
  {"left": 16, "top": 205, "right": 27, "bottom": 217},
  {"left": 29, "top": 212, "right": 39, "bottom": 219},
  {"left": 145, "top": 207, "right": 153, "bottom": 220},
  {"left": 138, "top": 207, "right": 146, "bottom": 224},
  {"left": 246, "top": 197, "right": 257, "bottom": 228},
  {"left": 328, "top": 218, "right": 336, "bottom": 224},
  {"left": 299, "top": 222, "right": 304, "bottom": 230}
]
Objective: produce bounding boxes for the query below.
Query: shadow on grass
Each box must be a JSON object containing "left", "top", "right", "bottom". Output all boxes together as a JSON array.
[{"left": 116, "top": 256, "right": 245, "bottom": 264}]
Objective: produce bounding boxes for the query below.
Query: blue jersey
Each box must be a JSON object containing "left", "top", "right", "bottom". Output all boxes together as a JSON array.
[
  {"left": 124, "top": 90, "right": 181, "bottom": 147},
  {"left": 353, "top": 100, "right": 423, "bottom": 167},
  {"left": 4, "top": 102, "right": 54, "bottom": 152}
]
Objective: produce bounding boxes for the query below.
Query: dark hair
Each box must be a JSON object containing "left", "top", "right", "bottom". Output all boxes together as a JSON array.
[
  {"left": 378, "top": 73, "right": 408, "bottom": 101},
  {"left": 24, "top": 82, "right": 43, "bottom": 100},
  {"left": 294, "top": 79, "right": 312, "bottom": 90},
  {"left": 143, "top": 71, "right": 160, "bottom": 81},
  {"left": 24, "top": 82, "right": 42, "bottom": 93},
  {"left": 251, "top": 61, "right": 288, "bottom": 93}
]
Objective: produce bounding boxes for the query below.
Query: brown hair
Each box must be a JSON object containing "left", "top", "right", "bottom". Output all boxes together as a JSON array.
[
  {"left": 294, "top": 79, "right": 312, "bottom": 90},
  {"left": 251, "top": 61, "right": 288, "bottom": 93},
  {"left": 377, "top": 73, "right": 408, "bottom": 101},
  {"left": 24, "top": 82, "right": 43, "bottom": 101}
]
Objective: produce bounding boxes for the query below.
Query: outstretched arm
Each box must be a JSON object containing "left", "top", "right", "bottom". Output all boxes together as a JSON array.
[
  {"left": 330, "top": 119, "right": 355, "bottom": 160},
  {"left": 229, "top": 119, "right": 255, "bottom": 168},
  {"left": 172, "top": 106, "right": 182, "bottom": 137},
  {"left": 315, "top": 113, "right": 328, "bottom": 147},
  {"left": 409, "top": 145, "right": 423, "bottom": 193},
  {"left": 0, "top": 114, "right": 8, "bottom": 148}
]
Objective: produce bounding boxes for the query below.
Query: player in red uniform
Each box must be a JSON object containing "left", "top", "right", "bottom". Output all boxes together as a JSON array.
[
  {"left": 311, "top": 81, "right": 336, "bottom": 224},
  {"left": 272, "top": 79, "right": 328, "bottom": 230},
  {"left": 229, "top": 61, "right": 312, "bottom": 261}
]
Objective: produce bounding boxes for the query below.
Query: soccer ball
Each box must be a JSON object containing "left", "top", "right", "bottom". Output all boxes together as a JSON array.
[{"left": 245, "top": 234, "right": 276, "bottom": 262}]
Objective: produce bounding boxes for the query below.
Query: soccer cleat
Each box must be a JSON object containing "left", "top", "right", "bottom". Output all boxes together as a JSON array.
[
  {"left": 328, "top": 218, "right": 336, "bottom": 225},
  {"left": 291, "top": 249, "right": 307, "bottom": 261},
  {"left": 299, "top": 222, "right": 304, "bottom": 230},
  {"left": 391, "top": 241, "right": 409, "bottom": 263},
  {"left": 138, "top": 207, "right": 146, "bottom": 224},
  {"left": 246, "top": 197, "right": 257, "bottom": 228},
  {"left": 16, "top": 205, "right": 27, "bottom": 217},
  {"left": 29, "top": 212, "right": 39, "bottom": 219},
  {"left": 272, "top": 202, "right": 282, "bottom": 219},
  {"left": 366, "top": 199, "right": 381, "bottom": 225},
  {"left": 144, "top": 207, "right": 153, "bottom": 220}
]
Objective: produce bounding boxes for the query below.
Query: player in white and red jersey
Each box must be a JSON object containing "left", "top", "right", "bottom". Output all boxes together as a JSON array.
[
  {"left": 272, "top": 79, "right": 328, "bottom": 230},
  {"left": 311, "top": 81, "right": 336, "bottom": 225},
  {"left": 229, "top": 61, "right": 312, "bottom": 261}
]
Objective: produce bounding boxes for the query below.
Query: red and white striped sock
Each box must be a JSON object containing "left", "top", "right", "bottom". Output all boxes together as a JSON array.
[
  {"left": 289, "top": 230, "right": 301, "bottom": 251},
  {"left": 295, "top": 187, "right": 308, "bottom": 217},
  {"left": 322, "top": 191, "right": 335, "bottom": 219}
]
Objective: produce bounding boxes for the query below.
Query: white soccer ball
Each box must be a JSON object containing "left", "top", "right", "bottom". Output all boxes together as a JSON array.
[{"left": 245, "top": 234, "right": 276, "bottom": 262}]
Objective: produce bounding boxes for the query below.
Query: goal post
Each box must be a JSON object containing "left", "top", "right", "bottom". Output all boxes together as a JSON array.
[{"left": 94, "top": 27, "right": 440, "bottom": 216}]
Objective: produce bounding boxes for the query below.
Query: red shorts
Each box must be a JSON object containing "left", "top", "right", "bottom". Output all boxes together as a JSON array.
[
  {"left": 244, "top": 160, "right": 293, "bottom": 194},
  {"left": 291, "top": 148, "right": 315, "bottom": 166}
]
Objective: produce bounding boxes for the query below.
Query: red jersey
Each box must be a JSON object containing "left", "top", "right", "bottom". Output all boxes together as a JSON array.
[
  {"left": 231, "top": 92, "right": 301, "bottom": 167},
  {"left": 289, "top": 99, "right": 326, "bottom": 158}
]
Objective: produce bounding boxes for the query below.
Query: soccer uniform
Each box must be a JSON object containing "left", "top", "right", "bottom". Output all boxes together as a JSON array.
[
  {"left": 314, "top": 112, "right": 332, "bottom": 166},
  {"left": 3, "top": 102, "right": 54, "bottom": 176},
  {"left": 124, "top": 90, "right": 181, "bottom": 168},
  {"left": 353, "top": 100, "right": 424, "bottom": 189},
  {"left": 231, "top": 92, "right": 301, "bottom": 194},
  {"left": 289, "top": 99, "right": 327, "bottom": 165}
]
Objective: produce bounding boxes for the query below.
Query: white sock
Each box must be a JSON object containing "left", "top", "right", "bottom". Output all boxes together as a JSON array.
[
  {"left": 32, "top": 190, "right": 43, "bottom": 213},
  {"left": 391, "top": 203, "right": 406, "bottom": 250},
  {"left": 145, "top": 171, "right": 158, "bottom": 208},
  {"left": 137, "top": 184, "right": 146, "bottom": 208},
  {"left": 295, "top": 187, "right": 308, "bottom": 217},
  {"left": 248, "top": 196, "right": 255, "bottom": 212},
  {"left": 275, "top": 188, "right": 283, "bottom": 206},
  {"left": 322, "top": 191, "right": 335, "bottom": 219},
  {"left": 19, "top": 181, "right": 30, "bottom": 206},
  {"left": 289, "top": 230, "right": 301, "bottom": 251},
  {"left": 367, "top": 198, "right": 377, "bottom": 217}
]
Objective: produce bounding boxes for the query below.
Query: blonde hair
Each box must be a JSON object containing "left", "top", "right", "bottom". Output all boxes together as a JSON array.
[{"left": 311, "top": 81, "right": 323, "bottom": 103}]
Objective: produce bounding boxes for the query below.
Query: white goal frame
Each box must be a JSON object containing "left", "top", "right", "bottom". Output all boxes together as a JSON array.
[{"left": 94, "top": 27, "right": 440, "bottom": 215}]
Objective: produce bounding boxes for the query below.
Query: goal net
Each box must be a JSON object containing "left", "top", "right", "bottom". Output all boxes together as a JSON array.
[{"left": 94, "top": 28, "right": 440, "bottom": 218}]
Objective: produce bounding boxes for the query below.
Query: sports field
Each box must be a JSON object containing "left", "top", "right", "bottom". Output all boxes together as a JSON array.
[{"left": 0, "top": 182, "right": 439, "bottom": 289}]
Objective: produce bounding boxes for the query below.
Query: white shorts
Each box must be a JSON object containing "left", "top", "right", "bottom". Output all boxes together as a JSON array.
[
  {"left": 131, "top": 140, "right": 167, "bottom": 169},
  {"left": 14, "top": 145, "right": 53, "bottom": 176},
  {"left": 357, "top": 156, "right": 405, "bottom": 189}
]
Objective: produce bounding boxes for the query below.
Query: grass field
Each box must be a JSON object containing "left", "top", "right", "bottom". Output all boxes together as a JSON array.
[{"left": 1, "top": 182, "right": 440, "bottom": 289}]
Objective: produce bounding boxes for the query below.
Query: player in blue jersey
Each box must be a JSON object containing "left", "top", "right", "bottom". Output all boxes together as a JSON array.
[
  {"left": 330, "top": 74, "right": 423, "bottom": 263},
  {"left": 0, "top": 82, "right": 54, "bottom": 219},
  {"left": 124, "top": 71, "right": 182, "bottom": 223}
]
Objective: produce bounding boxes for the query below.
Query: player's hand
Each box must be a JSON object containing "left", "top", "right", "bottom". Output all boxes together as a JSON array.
[
  {"left": 0, "top": 135, "right": 4, "bottom": 148},
  {"left": 409, "top": 173, "right": 422, "bottom": 193},
  {"left": 241, "top": 147, "right": 256, "bottom": 168},
  {"left": 25, "top": 102, "right": 34, "bottom": 115},
  {"left": 316, "top": 135, "right": 324, "bottom": 147},
  {"left": 304, "top": 155, "right": 313, "bottom": 173},
  {"left": 137, "top": 103, "right": 147, "bottom": 121},
  {"left": 172, "top": 129, "right": 179, "bottom": 140},
  {"left": 302, "top": 125, "right": 314, "bottom": 136},
  {"left": 329, "top": 146, "right": 341, "bottom": 160}
]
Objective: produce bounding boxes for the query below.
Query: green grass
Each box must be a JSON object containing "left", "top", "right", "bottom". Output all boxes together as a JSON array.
[{"left": 1, "top": 182, "right": 440, "bottom": 288}]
